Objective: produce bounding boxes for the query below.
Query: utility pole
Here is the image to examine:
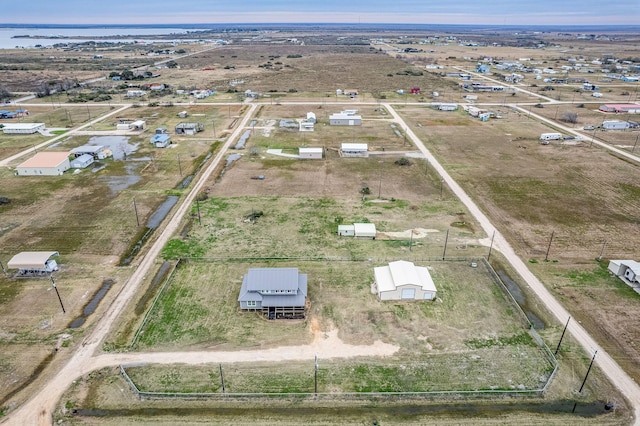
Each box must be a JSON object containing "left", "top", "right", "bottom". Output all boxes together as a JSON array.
[
  {"left": 314, "top": 354, "right": 318, "bottom": 395},
  {"left": 554, "top": 316, "right": 571, "bottom": 356},
  {"left": 0, "top": 260, "right": 7, "bottom": 276},
  {"left": 487, "top": 230, "right": 496, "bottom": 261},
  {"left": 633, "top": 133, "right": 639, "bottom": 153},
  {"left": 212, "top": 119, "right": 217, "bottom": 138},
  {"left": 409, "top": 229, "right": 413, "bottom": 251},
  {"left": 177, "top": 154, "right": 182, "bottom": 177},
  {"left": 545, "top": 230, "right": 554, "bottom": 262},
  {"left": 442, "top": 229, "right": 449, "bottom": 260},
  {"left": 440, "top": 178, "right": 444, "bottom": 200},
  {"left": 578, "top": 350, "right": 598, "bottom": 393},
  {"left": 598, "top": 240, "right": 607, "bottom": 261},
  {"left": 50, "top": 275, "right": 66, "bottom": 314},
  {"left": 378, "top": 162, "right": 383, "bottom": 199},
  {"left": 219, "top": 364, "right": 225, "bottom": 393},
  {"left": 196, "top": 200, "right": 202, "bottom": 225},
  {"left": 133, "top": 197, "right": 140, "bottom": 227}
]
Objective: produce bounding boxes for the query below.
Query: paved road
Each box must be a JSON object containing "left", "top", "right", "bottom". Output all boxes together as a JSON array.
[{"left": 383, "top": 102, "right": 640, "bottom": 425}]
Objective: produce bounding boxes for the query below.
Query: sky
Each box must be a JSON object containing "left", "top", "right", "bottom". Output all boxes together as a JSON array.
[{"left": 2, "top": 0, "right": 639, "bottom": 26}]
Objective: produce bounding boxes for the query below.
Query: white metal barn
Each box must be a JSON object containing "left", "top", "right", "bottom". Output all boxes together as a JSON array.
[
  {"left": 374, "top": 260, "right": 437, "bottom": 301},
  {"left": 16, "top": 152, "right": 70, "bottom": 176},
  {"left": 340, "top": 143, "right": 368, "bottom": 157},
  {"left": 299, "top": 147, "right": 323, "bottom": 159},
  {"left": 602, "top": 120, "right": 630, "bottom": 130},
  {"left": 2, "top": 123, "right": 45, "bottom": 134}
]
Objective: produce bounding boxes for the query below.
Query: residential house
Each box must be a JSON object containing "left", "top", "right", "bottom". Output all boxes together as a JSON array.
[
  {"left": 238, "top": 268, "right": 308, "bottom": 319},
  {"left": 16, "top": 152, "right": 70, "bottom": 176}
]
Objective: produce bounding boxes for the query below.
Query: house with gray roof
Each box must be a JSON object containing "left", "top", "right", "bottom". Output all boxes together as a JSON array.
[{"left": 238, "top": 268, "right": 307, "bottom": 319}]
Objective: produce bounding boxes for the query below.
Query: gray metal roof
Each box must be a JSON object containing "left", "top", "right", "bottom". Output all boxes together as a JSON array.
[{"left": 238, "top": 268, "right": 308, "bottom": 305}]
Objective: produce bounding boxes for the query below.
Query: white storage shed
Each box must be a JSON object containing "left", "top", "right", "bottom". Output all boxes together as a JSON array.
[
  {"left": 354, "top": 223, "right": 376, "bottom": 238},
  {"left": 337, "top": 224, "right": 355, "bottom": 236},
  {"left": 299, "top": 147, "right": 323, "bottom": 159},
  {"left": 341, "top": 143, "right": 368, "bottom": 158},
  {"left": 374, "top": 260, "right": 437, "bottom": 301}
]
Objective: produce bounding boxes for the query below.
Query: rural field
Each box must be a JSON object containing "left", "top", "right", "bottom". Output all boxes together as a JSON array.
[{"left": 0, "top": 26, "right": 639, "bottom": 425}]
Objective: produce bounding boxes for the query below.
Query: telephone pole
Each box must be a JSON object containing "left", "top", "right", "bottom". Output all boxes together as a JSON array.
[{"left": 50, "top": 275, "right": 66, "bottom": 314}]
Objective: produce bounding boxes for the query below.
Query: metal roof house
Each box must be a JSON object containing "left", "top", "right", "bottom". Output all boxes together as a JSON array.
[
  {"left": 238, "top": 268, "right": 308, "bottom": 319},
  {"left": 175, "top": 122, "right": 204, "bottom": 135},
  {"left": 7, "top": 251, "right": 59, "bottom": 276},
  {"left": 16, "top": 152, "right": 70, "bottom": 176},
  {"left": 150, "top": 133, "right": 172, "bottom": 148},
  {"left": 374, "top": 260, "right": 437, "bottom": 301},
  {"left": 70, "top": 145, "right": 111, "bottom": 160},
  {"left": 2, "top": 123, "right": 45, "bottom": 134},
  {"left": 340, "top": 143, "right": 368, "bottom": 157},
  {"left": 70, "top": 154, "right": 94, "bottom": 169}
]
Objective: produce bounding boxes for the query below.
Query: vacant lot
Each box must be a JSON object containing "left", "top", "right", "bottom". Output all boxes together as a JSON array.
[{"left": 396, "top": 103, "right": 640, "bottom": 382}]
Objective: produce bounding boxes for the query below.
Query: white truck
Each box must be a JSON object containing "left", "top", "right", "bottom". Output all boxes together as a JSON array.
[{"left": 540, "top": 133, "right": 563, "bottom": 144}]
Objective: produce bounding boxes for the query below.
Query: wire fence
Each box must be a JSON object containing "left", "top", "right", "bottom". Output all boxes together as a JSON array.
[{"left": 124, "top": 256, "right": 558, "bottom": 402}]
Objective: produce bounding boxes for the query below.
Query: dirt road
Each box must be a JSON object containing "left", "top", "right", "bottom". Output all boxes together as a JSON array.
[
  {"left": 2, "top": 103, "right": 258, "bottom": 426},
  {"left": 4, "top": 100, "right": 640, "bottom": 425},
  {"left": 384, "top": 102, "right": 640, "bottom": 425}
]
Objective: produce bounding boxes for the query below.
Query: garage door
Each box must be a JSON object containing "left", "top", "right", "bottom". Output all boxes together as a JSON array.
[{"left": 401, "top": 288, "right": 415, "bottom": 299}]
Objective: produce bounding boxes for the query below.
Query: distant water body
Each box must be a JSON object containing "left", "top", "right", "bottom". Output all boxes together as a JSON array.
[
  {"left": 0, "top": 23, "right": 637, "bottom": 49},
  {"left": 0, "top": 26, "right": 195, "bottom": 49}
]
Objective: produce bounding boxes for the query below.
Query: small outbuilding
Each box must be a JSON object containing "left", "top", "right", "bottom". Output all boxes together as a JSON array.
[
  {"left": 374, "top": 260, "right": 437, "bottom": 301},
  {"left": 7, "top": 251, "right": 59, "bottom": 275},
  {"left": 16, "top": 152, "right": 70, "bottom": 176},
  {"left": 338, "top": 222, "right": 376, "bottom": 238},
  {"left": 608, "top": 260, "right": 640, "bottom": 286},
  {"left": 340, "top": 143, "right": 368, "bottom": 158},
  {"left": 175, "top": 122, "right": 204, "bottom": 135},
  {"left": 299, "top": 147, "right": 323, "bottom": 159},
  {"left": 150, "top": 133, "right": 172, "bottom": 148},
  {"left": 70, "top": 153, "right": 94, "bottom": 169}
]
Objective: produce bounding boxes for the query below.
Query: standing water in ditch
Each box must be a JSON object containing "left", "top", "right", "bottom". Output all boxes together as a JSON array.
[
  {"left": 69, "top": 279, "right": 114, "bottom": 329},
  {"left": 119, "top": 196, "right": 180, "bottom": 266},
  {"left": 496, "top": 270, "right": 545, "bottom": 329}
]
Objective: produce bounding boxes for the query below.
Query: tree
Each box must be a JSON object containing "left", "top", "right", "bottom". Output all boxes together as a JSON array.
[
  {"left": 561, "top": 112, "right": 578, "bottom": 124},
  {"left": 0, "top": 86, "right": 11, "bottom": 100}
]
